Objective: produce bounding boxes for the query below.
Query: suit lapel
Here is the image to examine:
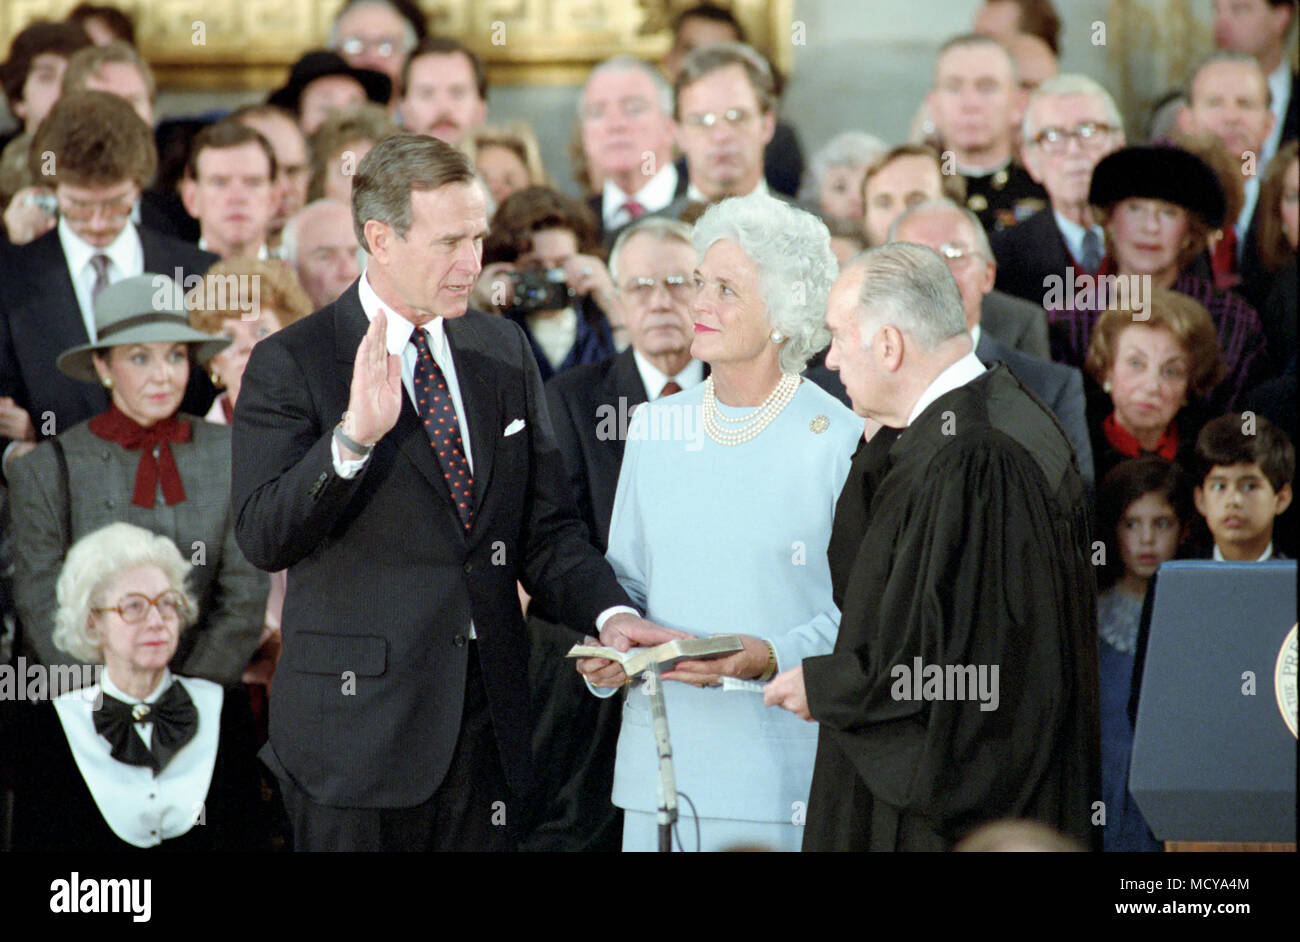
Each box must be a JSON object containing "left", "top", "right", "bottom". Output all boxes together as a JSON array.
[
  {"left": 22, "top": 235, "right": 103, "bottom": 416},
  {"left": 330, "top": 284, "right": 463, "bottom": 530},
  {"left": 444, "top": 316, "right": 498, "bottom": 523},
  {"left": 610, "top": 347, "right": 649, "bottom": 406}
]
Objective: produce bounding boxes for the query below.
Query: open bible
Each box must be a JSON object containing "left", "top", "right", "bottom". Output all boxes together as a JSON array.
[{"left": 566, "top": 634, "right": 744, "bottom": 678}]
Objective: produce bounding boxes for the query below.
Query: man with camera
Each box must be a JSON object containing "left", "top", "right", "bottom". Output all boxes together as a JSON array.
[{"left": 472, "top": 186, "right": 625, "bottom": 381}]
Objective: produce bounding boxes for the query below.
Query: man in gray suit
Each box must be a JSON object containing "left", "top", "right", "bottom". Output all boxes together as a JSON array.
[{"left": 891, "top": 199, "right": 1094, "bottom": 491}]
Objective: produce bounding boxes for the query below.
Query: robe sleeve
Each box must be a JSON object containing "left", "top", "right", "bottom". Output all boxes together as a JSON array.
[{"left": 804, "top": 433, "right": 1095, "bottom": 835}]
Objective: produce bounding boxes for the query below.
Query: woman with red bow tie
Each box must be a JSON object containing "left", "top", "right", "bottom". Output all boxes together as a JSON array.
[{"left": 7, "top": 274, "right": 268, "bottom": 687}]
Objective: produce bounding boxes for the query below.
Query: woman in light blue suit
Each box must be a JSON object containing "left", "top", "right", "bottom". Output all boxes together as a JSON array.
[{"left": 580, "top": 192, "right": 864, "bottom": 851}]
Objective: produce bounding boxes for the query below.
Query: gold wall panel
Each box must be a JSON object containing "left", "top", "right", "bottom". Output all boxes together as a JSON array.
[{"left": 2, "top": 0, "right": 793, "bottom": 90}]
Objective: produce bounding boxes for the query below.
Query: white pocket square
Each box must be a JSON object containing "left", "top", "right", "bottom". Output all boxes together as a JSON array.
[{"left": 503, "top": 418, "right": 526, "bottom": 437}]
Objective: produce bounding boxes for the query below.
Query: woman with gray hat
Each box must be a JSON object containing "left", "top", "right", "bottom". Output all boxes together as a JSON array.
[{"left": 6, "top": 274, "right": 268, "bottom": 687}]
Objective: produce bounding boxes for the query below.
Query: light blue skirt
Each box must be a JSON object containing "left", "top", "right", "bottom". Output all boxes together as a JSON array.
[{"left": 621, "top": 809, "right": 804, "bottom": 852}]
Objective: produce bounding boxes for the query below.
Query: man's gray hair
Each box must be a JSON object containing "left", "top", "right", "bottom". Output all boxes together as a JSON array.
[
  {"left": 674, "top": 41, "right": 776, "bottom": 119},
  {"left": 581, "top": 55, "right": 673, "bottom": 117},
  {"left": 1187, "top": 50, "right": 1272, "bottom": 108},
  {"left": 888, "top": 197, "right": 993, "bottom": 261},
  {"left": 797, "top": 131, "right": 889, "bottom": 207},
  {"left": 935, "top": 32, "right": 1019, "bottom": 86},
  {"left": 691, "top": 192, "right": 838, "bottom": 374},
  {"left": 609, "top": 215, "right": 694, "bottom": 284},
  {"left": 329, "top": 0, "right": 418, "bottom": 54},
  {"left": 351, "top": 133, "right": 477, "bottom": 253},
  {"left": 847, "top": 243, "right": 968, "bottom": 351},
  {"left": 1022, "top": 73, "right": 1125, "bottom": 143},
  {"left": 281, "top": 198, "right": 353, "bottom": 266},
  {"left": 53, "top": 522, "right": 197, "bottom": 664}
]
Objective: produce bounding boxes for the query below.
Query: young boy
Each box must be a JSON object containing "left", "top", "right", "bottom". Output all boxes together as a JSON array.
[{"left": 1193, "top": 414, "right": 1294, "bottom": 561}]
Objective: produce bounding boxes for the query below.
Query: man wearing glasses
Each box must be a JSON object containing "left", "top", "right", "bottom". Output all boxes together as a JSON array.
[
  {"left": 663, "top": 42, "right": 782, "bottom": 219},
  {"left": 990, "top": 74, "right": 1125, "bottom": 306},
  {"left": 330, "top": 0, "right": 418, "bottom": 104},
  {"left": 0, "top": 92, "right": 216, "bottom": 474},
  {"left": 531, "top": 216, "right": 702, "bottom": 850}
]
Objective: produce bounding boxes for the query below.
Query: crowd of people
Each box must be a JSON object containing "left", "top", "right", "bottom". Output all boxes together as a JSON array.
[{"left": 0, "top": 0, "right": 1295, "bottom": 854}]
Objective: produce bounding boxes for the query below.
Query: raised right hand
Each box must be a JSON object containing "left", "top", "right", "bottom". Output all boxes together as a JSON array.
[{"left": 344, "top": 308, "right": 402, "bottom": 448}]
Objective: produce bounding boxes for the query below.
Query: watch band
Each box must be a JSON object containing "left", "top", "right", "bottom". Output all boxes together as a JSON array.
[{"left": 334, "top": 421, "right": 373, "bottom": 456}]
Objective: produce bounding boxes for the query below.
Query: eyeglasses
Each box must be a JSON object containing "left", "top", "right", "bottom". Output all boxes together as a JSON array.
[
  {"left": 621, "top": 274, "right": 693, "bottom": 300},
  {"left": 337, "top": 36, "right": 408, "bottom": 59},
  {"left": 682, "top": 108, "right": 757, "bottom": 130},
  {"left": 581, "top": 98, "right": 653, "bottom": 122},
  {"left": 1030, "top": 122, "right": 1116, "bottom": 155},
  {"left": 93, "top": 590, "right": 188, "bottom": 624},
  {"left": 936, "top": 242, "right": 983, "bottom": 264},
  {"left": 59, "top": 193, "right": 136, "bottom": 222}
]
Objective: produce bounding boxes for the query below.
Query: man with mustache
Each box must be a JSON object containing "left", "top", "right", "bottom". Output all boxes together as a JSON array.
[{"left": 398, "top": 37, "right": 487, "bottom": 150}]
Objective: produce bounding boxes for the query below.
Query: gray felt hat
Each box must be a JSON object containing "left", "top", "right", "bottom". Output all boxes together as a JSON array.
[{"left": 57, "top": 274, "right": 230, "bottom": 382}]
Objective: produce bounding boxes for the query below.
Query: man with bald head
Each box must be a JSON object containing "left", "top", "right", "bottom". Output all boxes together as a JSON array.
[
  {"left": 282, "top": 198, "right": 361, "bottom": 309},
  {"left": 927, "top": 33, "right": 1048, "bottom": 231},
  {"left": 891, "top": 199, "right": 1093, "bottom": 491},
  {"left": 765, "top": 242, "right": 1098, "bottom": 852}
]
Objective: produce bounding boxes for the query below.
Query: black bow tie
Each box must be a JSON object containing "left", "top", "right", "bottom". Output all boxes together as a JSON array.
[{"left": 93, "top": 680, "right": 198, "bottom": 776}]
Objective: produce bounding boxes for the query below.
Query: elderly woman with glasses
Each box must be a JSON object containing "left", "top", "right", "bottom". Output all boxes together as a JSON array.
[
  {"left": 576, "top": 192, "right": 864, "bottom": 851},
  {"left": 8, "top": 523, "right": 265, "bottom": 850},
  {"left": 7, "top": 274, "right": 268, "bottom": 687}
]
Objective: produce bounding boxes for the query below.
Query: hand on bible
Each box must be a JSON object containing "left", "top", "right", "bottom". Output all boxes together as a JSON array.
[
  {"left": 344, "top": 308, "right": 402, "bottom": 449},
  {"left": 764, "top": 665, "right": 812, "bottom": 721},
  {"left": 576, "top": 614, "right": 691, "bottom": 689},
  {"left": 662, "top": 634, "right": 768, "bottom": 687}
]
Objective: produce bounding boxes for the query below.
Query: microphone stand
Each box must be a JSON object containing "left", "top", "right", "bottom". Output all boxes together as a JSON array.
[{"left": 645, "top": 662, "right": 678, "bottom": 852}]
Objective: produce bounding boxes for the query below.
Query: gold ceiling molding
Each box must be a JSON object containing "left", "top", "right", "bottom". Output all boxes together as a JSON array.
[{"left": 1, "top": 0, "right": 794, "bottom": 90}]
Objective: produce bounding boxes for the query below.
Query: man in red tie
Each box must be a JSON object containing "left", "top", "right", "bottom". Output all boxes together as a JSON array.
[{"left": 578, "top": 56, "right": 685, "bottom": 246}]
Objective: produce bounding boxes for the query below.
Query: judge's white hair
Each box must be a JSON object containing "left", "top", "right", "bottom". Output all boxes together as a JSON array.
[
  {"left": 53, "top": 523, "right": 197, "bottom": 664},
  {"left": 847, "top": 243, "right": 968, "bottom": 351},
  {"left": 691, "top": 192, "right": 838, "bottom": 374}
]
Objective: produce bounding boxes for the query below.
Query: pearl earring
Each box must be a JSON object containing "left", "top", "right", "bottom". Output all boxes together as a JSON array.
[
  {"left": 101, "top": 376, "right": 113, "bottom": 389},
  {"left": 1103, "top": 380, "right": 1112, "bottom": 394},
  {"left": 769, "top": 329, "right": 785, "bottom": 343}
]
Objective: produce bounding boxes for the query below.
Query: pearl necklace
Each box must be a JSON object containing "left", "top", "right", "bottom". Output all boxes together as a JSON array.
[{"left": 702, "top": 373, "right": 800, "bottom": 446}]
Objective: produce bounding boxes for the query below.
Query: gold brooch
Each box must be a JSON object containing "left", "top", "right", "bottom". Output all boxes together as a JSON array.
[
  {"left": 993, "top": 169, "right": 1009, "bottom": 188},
  {"left": 967, "top": 193, "right": 988, "bottom": 212},
  {"left": 132, "top": 703, "right": 151, "bottom": 722},
  {"left": 810, "top": 415, "right": 829, "bottom": 434}
]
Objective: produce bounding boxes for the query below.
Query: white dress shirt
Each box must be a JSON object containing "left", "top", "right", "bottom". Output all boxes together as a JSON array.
[
  {"left": 53, "top": 669, "right": 222, "bottom": 848},
  {"left": 197, "top": 238, "right": 269, "bottom": 260},
  {"left": 906, "top": 349, "right": 988, "bottom": 427},
  {"left": 602, "top": 163, "right": 680, "bottom": 231},
  {"left": 632, "top": 349, "right": 705, "bottom": 400},
  {"left": 528, "top": 306, "right": 578, "bottom": 370},
  {"left": 1053, "top": 210, "right": 1105, "bottom": 270},
  {"left": 1235, "top": 176, "right": 1261, "bottom": 266},
  {"left": 59, "top": 218, "right": 144, "bottom": 341},
  {"left": 686, "top": 176, "right": 769, "bottom": 206},
  {"left": 1212, "top": 542, "right": 1275, "bottom": 562}
]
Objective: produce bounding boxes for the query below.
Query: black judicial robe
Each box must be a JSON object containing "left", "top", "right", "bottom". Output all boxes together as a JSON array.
[{"left": 802, "top": 364, "right": 1100, "bottom": 851}]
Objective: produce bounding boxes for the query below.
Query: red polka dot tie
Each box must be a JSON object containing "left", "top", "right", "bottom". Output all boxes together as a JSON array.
[{"left": 411, "top": 327, "right": 474, "bottom": 532}]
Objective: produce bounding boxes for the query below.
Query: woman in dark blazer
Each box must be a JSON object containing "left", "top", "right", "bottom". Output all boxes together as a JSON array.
[
  {"left": 9, "top": 522, "right": 264, "bottom": 851},
  {"left": 7, "top": 274, "right": 267, "bottom": 686}
]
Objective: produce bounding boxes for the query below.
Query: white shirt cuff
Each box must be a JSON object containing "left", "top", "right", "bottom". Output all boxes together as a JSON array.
[
  {"left": 595, "top": 605, "right": 639, "bottom": 633},
  {"left": 331, "top": 435, "right": 370, "bottom": 478}
]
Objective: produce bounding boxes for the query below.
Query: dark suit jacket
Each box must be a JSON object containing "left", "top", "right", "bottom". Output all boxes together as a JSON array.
[
  {"left": 231, "top": 281, "right": 632, "bottom": 808},
  {"left": 0, "top": 226, "right": 218, "bottom": 447},
  {"left": 976, "top": 331, "right": 1094, "bottom": 492},
  {"left": 588, "top": 171, "right": 690, "bottom": 248},
  {"left": 990, "top": 207, "right": 1077, "bottom": 305},
  {"left": 544, "top": 347, "right": 648, "bottom": 552},
  {"left": 981, "top": 288, "right": 1050, "bottom": 360}
]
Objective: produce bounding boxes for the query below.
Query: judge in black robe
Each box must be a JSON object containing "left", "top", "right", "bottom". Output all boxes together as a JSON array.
[
  {"left": 801, "top": 365, "right": 1100, "bottom": 851},
  {"left": 769, "top": 245, "right": 1100, "bottom": 852}
]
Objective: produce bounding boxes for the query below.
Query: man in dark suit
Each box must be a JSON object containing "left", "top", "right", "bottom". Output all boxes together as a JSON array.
[
  {"left": 579, "top": 57, "right": 687, "bottom": 248},
  {"left": 1212, "top": 0, "right": 1298, "bottom": 156},
  {"left": 525, "top": 216, "right": 704, "bottom": 851},
  {"left": 893, "top": 199, "right": 1094, "bottom": 490},
  {"left": 231, "top": 134, "right": 679, "bottom": 852},
  {"left": 990, "top": 74, "right": 1126, "bottom": 305},
  {"left": 0, "top": 92, "right": 216, "bottom": 474}
]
